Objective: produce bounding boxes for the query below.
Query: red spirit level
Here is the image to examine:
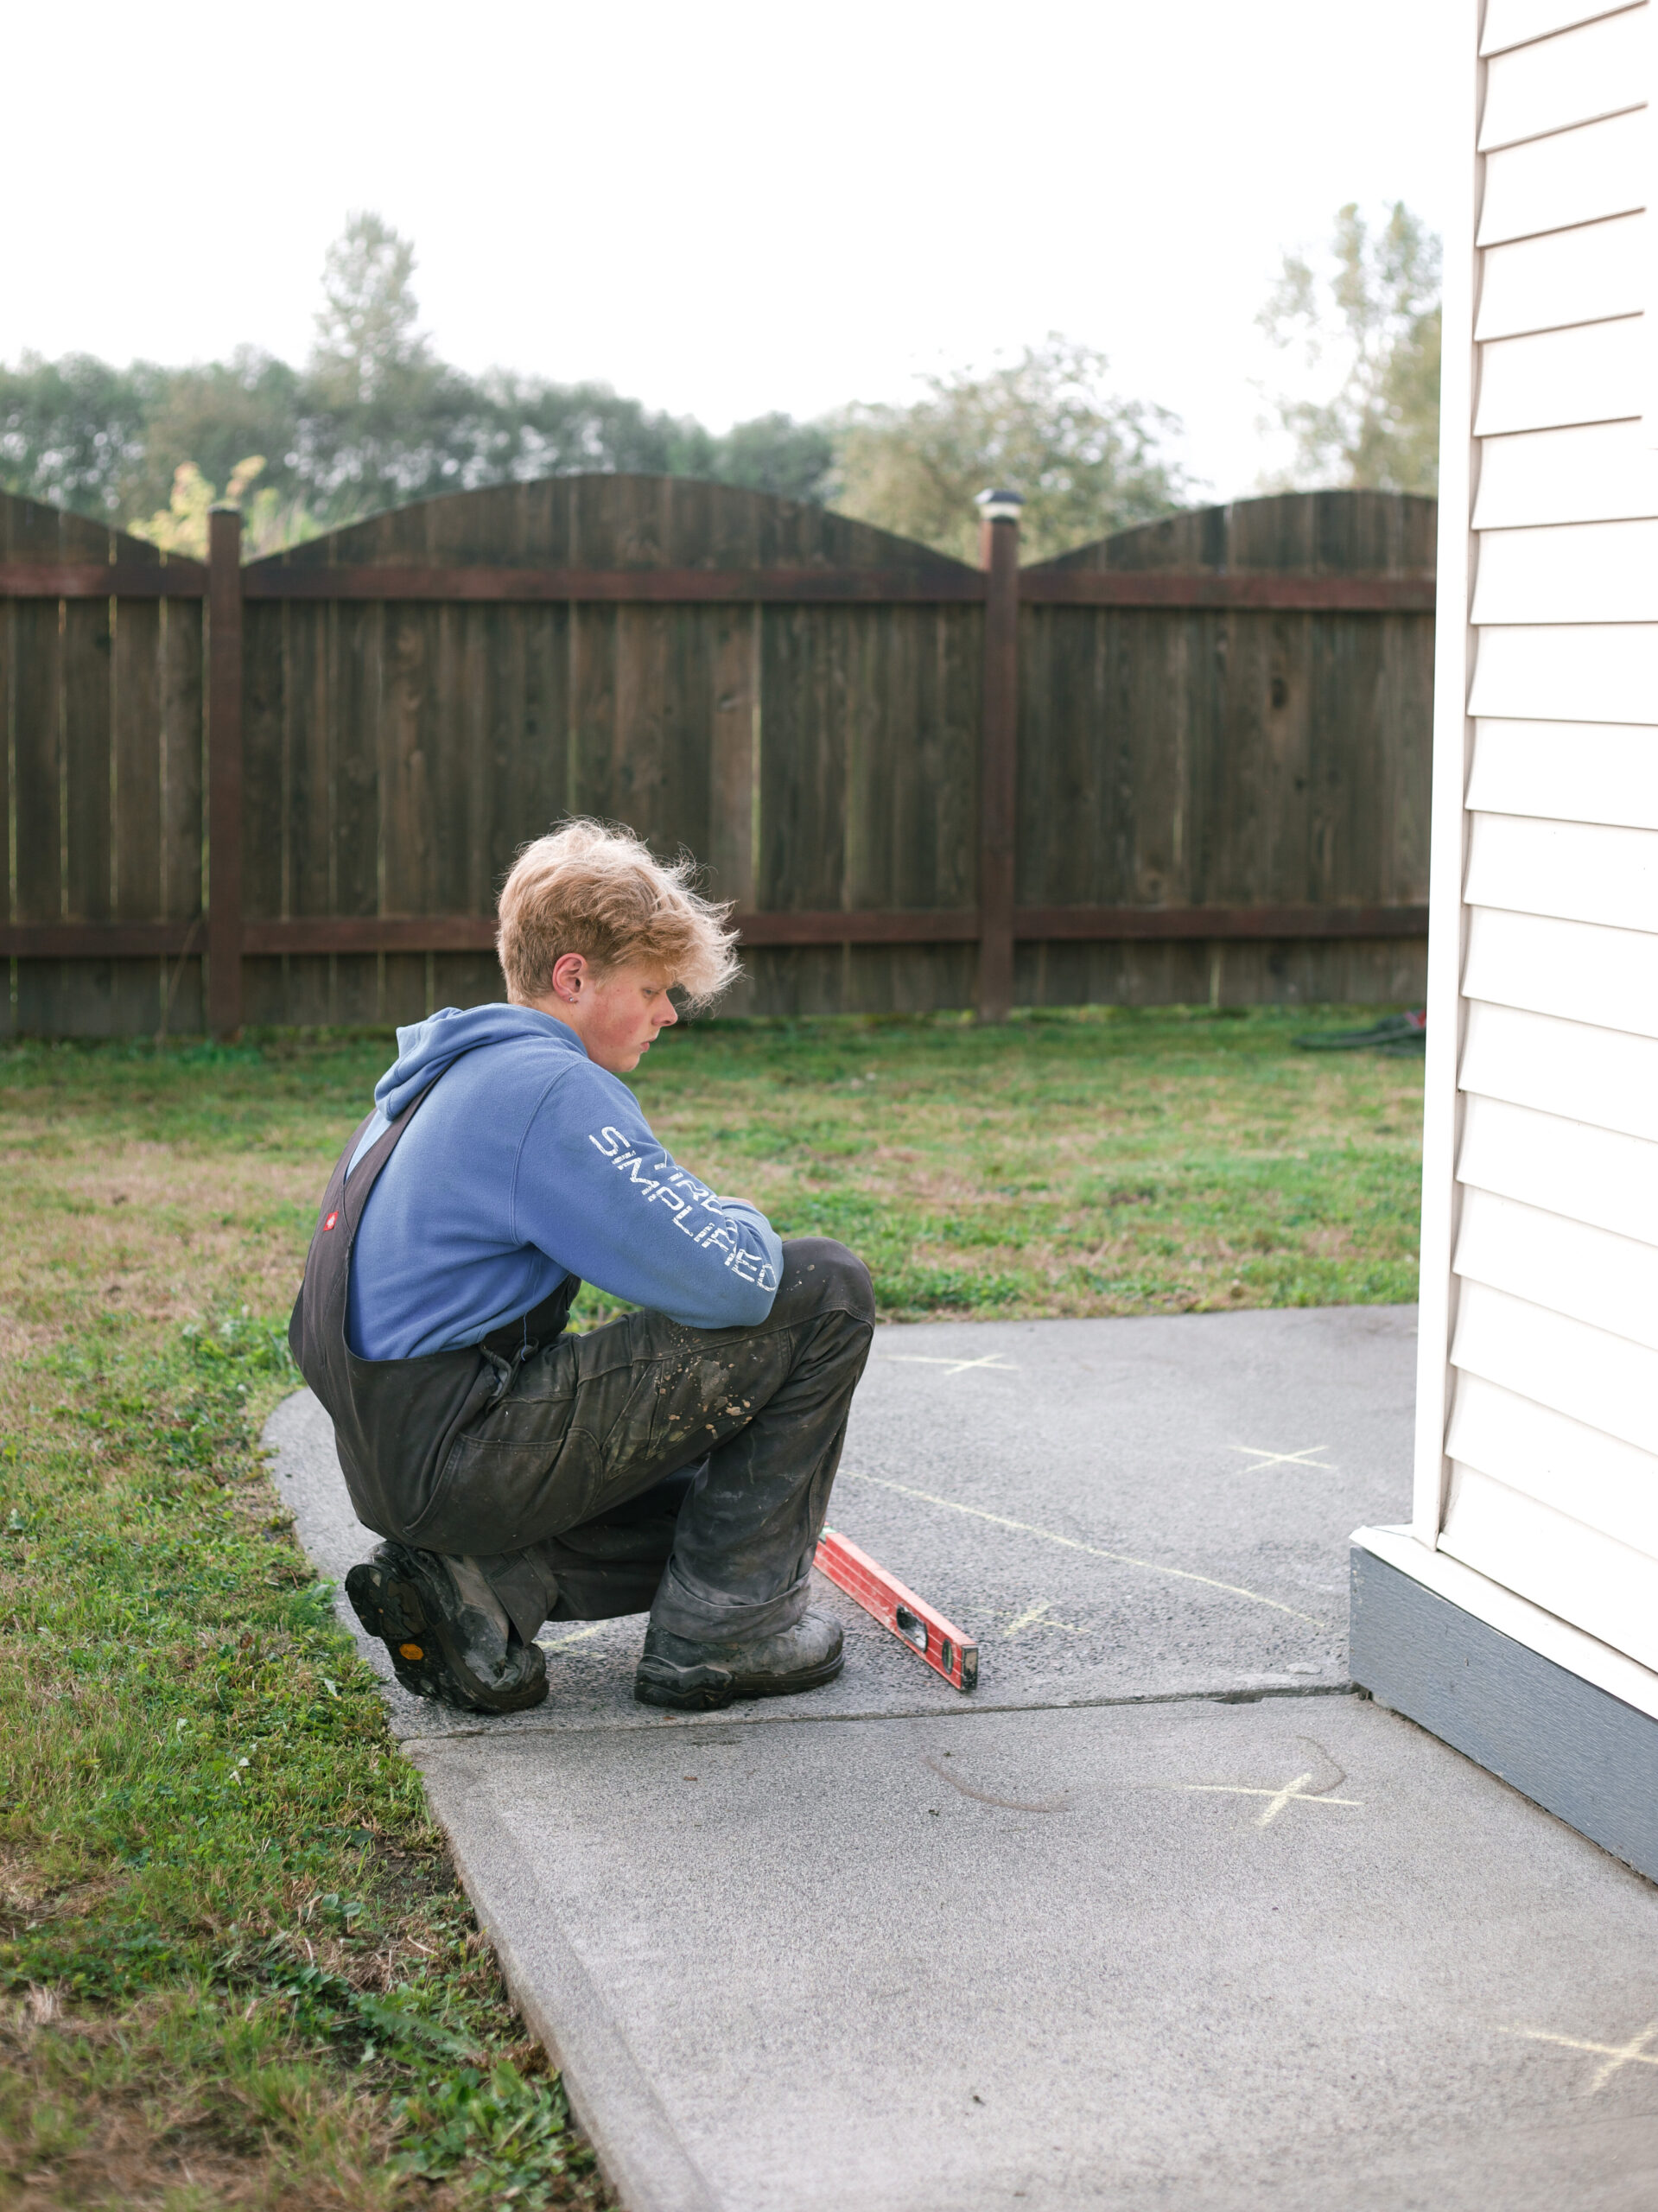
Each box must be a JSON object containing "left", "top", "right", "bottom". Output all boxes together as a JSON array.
[{"left": 813, "top": 1528, "right": 978, "bottom": 1692}]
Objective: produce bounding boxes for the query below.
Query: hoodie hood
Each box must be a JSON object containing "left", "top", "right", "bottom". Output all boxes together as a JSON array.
[{"left": 372, "top": 1003, "right": 586, "bottom": 1120}]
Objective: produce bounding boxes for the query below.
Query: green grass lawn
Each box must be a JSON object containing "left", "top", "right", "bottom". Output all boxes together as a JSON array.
[{"left": 0, "top": 1006, "right": 1422, "bottom": 2207}]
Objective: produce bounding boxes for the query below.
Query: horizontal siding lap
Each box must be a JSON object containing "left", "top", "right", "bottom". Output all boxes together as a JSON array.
[
  {"left": 1466, "top": 622, "right": 1658, "bottom": 719},
  {"left": 1474, "top": 315, "right": 1642, "bottom": 435},
  {"left": 1464, "top": 809, "right": 1658, "bottom": 925},
  {"left": 1472, "top": 421, "right": 1658, "bottom": 526},
  {"left": 1458, "top": 999, "right": 1658, "bottom": 1141},
  {"left": 1458, "top": 1093, "right": 1658, "bottom": 1246},
  {"left": 1467, "top": 720, "right": 1658, "bottom": 827},
  {"left": 1439, "top": 1464, "right": 1658, "bottom": 1669},
  {"left": 1470, "top": 516, "right": 1658, "bottom": 620},
  {"left": 1463, "top": 903, "right": 1658, "bottom": 1033},
  {"left": 1450, "top": 1277, "right": 1658, "bottom": 1454},
  {"left": 1453, "top": 1184, "right": 1658, "bottom": 1347},
  {"left": 1448, "top": 1370, "right": 1658, "bottom": 1554},
  {"left": 1478, "top": 5, "right": 1649, "bottom": 151},
  {"left": 1477, "top": 108, "right": 1647, "bottom": 245},
  {"left": 1482, "top": 1, "right": 1649, "bottom": 60},
  {"left": 1475, "top": 211, "right": 1645, "bottom": 340},
  {"left": 1450, "top": 1362, "right": 1658, "bottom": 1557}
]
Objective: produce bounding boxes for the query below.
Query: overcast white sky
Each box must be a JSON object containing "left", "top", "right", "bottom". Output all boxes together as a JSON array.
[{"left": 6, "top": 0, "right": 1461, "bottom": 499}]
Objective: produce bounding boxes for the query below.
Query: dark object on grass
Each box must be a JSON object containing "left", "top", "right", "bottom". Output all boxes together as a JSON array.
[{"left": 1294, "top": 1011, "right": 1426, "bottom": 1056}]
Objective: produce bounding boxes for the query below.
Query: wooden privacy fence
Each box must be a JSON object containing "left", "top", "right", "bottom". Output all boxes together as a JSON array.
[{"left": 0, "top": 477, "right": 1433, "bottom": 1035}]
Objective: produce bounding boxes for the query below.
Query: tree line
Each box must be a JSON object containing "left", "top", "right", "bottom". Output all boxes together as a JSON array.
[{"left": 1, "top": 207, "right": 1439, "bottom": 566}]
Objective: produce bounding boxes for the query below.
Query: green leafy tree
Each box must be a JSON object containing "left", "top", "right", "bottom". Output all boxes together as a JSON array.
[
  {"left": 0, "top": 352, "right": 159, "bottom": 517},
  {"left": 120, "top": 348, "right": 305, "bottom": 522},
  {"left": 1258, "top": 201, "right": 1442, "bottom": 493},
  {"left": 0, "top": 213, "right": 848, "bottom": 540},
  {"left": 829, "top": 337, "right": 1191, "bottom": 563},
  {"left": 703, "top": 413, "right": 835, "bottom": 502}
]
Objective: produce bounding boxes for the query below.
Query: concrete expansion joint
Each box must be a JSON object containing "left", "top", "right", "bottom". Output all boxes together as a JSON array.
[{"left": 394, "top": 1678, "right": 1361, "bottom": 1748}]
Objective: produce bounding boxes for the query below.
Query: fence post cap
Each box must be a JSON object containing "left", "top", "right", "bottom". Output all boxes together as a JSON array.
[
  {"left": 208, "top": 501, "right": 242, "bottom": 516},
  {"left": 975, "top": 488, "right": 1024, "bottom": 521}
]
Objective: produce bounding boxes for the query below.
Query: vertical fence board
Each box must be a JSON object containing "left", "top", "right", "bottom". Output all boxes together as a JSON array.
[
  {"left": 379, "top": 601, "right": 439, "bottom": 1024},
  {"left": 110, "top": 599, "right": 164, "bottom": 1034},
  {"left": 59, "top": 599, "right": 113, "bottom": 1033},
  {"left": 13, "top": 599, "right": 63, "bottom": 1034},
  {"left": 158, "top": 598, "right": 204, "bottom": 1033},
  {"left": 331, "top": 602, "right": 383, "bottom": 1024},
  {"left": 242, "top": 598, "right": 289, "bottom": 1026},
  {"left": 273, "top": 602, "right": 330, "bottom": 1027}
]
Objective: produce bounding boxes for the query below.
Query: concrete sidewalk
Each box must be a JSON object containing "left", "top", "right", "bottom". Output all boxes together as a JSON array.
[{"left": 269, "top": 1308, "right": 1658, "bottom": 2210}]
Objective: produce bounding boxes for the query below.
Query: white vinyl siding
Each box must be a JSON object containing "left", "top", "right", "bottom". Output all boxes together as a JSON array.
[
  {"left": 1417, "top": 1, "right": 1658, "bottom": 1670},
  {"left": 1468, "top": 516, "right": 1658, "bottom": 618},
  {"left": 1465, "top": 624, "right": 1658, "bottom": 720},
  {"left": 1479, "top": 5, "right": 1648, "bottom": 148},
  {"left": 1472, "top": 315, "right": 1642, "bottom": 433},
  {"left": 1483, "top": 3, "right": 1648, "bottom": 62},
  {"left": 1476, "top": 212, "right": 1645, "bottom": 339},
  {"left": 1466, "top": 718, "right": 1658, "bottom": 823},
  {"left": 1458, "top": 1000, "right": 1658, "bottom": 1144},
  {"left": 1464, "top": 810, "right": 1658, "bottom": 926},
  {"left": 1458, "top": 1093, "right": 1658, "bottom": 1243},
  {"left": 1471, "top": 420, "right": 1658, "bottom": 526},
  {"left": 1477, "top": 107, "right": 1647, "bottom": 243}
]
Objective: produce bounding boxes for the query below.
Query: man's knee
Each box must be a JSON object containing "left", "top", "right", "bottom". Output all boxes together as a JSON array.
[{"left": 778, "top": 1237, "right": 875, "bottom": 1327}]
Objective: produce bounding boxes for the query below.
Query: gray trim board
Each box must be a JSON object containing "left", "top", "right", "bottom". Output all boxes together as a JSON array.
[{"left": 1350, "top": 1544, "right": 1658, "bottom": 1885}]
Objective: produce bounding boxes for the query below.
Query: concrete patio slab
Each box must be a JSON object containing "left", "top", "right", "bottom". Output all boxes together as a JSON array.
[
  {"left": 268, "top": 1305, "right": 1415, "bottom": 1738},
  {"left": 266, "top": 1306, "right": 1658, "bottom": 2209},
  {"left": 418, "top": 1694, "right": 1658, "bottom": 2212}
]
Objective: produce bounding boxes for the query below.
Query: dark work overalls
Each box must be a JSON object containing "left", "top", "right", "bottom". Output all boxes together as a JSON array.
[{"left": 289, "top": 1077, "right": 876, "bottom": 1648}]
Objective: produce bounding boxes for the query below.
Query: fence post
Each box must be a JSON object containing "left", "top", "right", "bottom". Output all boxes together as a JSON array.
[
  {"left": 975, "top": 487, "right": 1022, "bottom": 1022},
  {"left": 206, "top": 502, "right": 244, "bottom": 1037}
]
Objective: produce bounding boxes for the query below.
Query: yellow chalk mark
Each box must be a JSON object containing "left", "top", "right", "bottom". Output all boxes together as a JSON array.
[
  {"left": 1164, "top": 1770, "right": 1363, "bottom": 1827},
  {"left": 1233, "top": 1443, "right": 1335, "bottom": 1472},
  {"left": 1502, "top": 2019, "right": 1658, "bottom": 2093},
  {"left": 537, "top": 1622, "right": 609, "bottom": 1654},
  {"left": 1001, "top": 1601, "right": 1084, "bottom": 1640},
  {"left": 843, "top": 1471, "right": 1326, "bottom": 1627},
  {"left": 882, "top": 1353, "right": 1019, "bottom": 1380}
]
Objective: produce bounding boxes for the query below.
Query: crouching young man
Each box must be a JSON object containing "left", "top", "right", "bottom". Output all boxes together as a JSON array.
[{"left": 289, "top": 821, "right": 874, "bottom": 1716}]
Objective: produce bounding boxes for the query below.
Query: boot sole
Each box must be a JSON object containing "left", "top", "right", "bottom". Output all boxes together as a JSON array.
[
  {"left": 633, "top": 1648, "right": 845, "bottom": 1712},
  {"left": 346, "top": 1557, "right": 548, "bottom": 1716}
]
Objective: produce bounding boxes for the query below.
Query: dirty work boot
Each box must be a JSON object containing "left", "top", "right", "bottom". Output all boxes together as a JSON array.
[
  {"left": 633, "top": 1610, "right": 844, "bottom": 1711},
  {"left": 346, "top": 1541, "right": 548, "bottom": 1715}
]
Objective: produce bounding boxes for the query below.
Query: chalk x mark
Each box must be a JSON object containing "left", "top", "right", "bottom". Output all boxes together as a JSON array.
[
  {"left": 923, "top": 1756, "right": 1068, "bottom": 1814},
  {"left": 1165, "top": 1770, "right": 1363, "bottom": 1827},
  {"left": 1502, "top": 2019, "right": 1658, "bottom": 2093},
  {"left": 1001, "top": 1601, "right": 1084, "bottom": 1640},
  {"left": 1233, "top": 1443, "right": 1336, "bottom": 1472},
  {"left": 844, "top": 1471, "right": 1327, "bottom": 1627},
  {"left": 882, "top": 1353, "right": 1019, "bottom": 1380}
]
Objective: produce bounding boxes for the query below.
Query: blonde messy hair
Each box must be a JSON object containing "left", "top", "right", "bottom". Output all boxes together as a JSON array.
[{"left": 496, "top": 819, "right": 740, "bottom": 1010}]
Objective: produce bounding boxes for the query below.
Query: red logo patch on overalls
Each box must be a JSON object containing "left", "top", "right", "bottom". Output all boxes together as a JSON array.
[{"left": 323, "top": 1211, "right": 339, "bottom": 1231}]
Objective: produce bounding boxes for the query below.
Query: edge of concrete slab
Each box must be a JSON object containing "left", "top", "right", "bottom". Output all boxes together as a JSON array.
[
  {"left": 413, "top": 1737, "right": 720, "bottom": 2212},
  {"left": 1350, "top": 1543, "right": 1658, "bottom": 1885}
]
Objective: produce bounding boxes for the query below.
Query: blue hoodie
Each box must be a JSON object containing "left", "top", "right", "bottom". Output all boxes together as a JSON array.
[{"left": 343, "top": 1005, "right": 785, "bottom": 1360}]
